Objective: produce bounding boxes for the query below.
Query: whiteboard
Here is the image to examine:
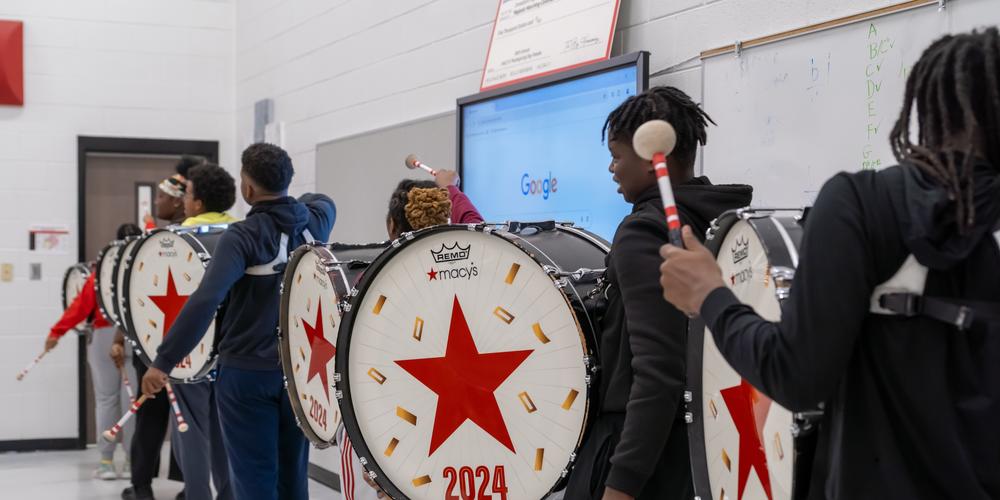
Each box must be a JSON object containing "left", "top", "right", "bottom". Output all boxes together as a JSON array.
[{"left": 702, "top": 0, "right": 1000, "bottom": 207}]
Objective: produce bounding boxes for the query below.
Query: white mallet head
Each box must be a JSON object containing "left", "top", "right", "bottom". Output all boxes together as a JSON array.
[
  {"left": 404, "top": 154, "right": 420, "bottom": 170},
  {"left": 178, "top": 423, "right": 189, "bottom": 433},
  {"left": 632, "top": 120, "right": 678, "bottom": 161}
]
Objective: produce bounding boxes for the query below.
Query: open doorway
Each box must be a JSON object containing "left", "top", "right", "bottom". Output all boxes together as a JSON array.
[{"left": 75, "top": 137, "right": 218, "bottom": 447}]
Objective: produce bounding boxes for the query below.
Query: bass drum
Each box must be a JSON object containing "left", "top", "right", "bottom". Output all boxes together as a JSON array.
[
  {"left": 336, "top": 222, "right": 607, "bottom": 500},
  {"left": 113, "top": 236, "right": 143, "bottom": 330},
  {"left": 687, "top": 209, "right": 820, "bottom": 500},
  {"left": 279, "top": 241, "right": 389, "bottom": 448},
  {"left": 95, "top": 239, "right": 126, "bottom": 325},
  {"left": 62, "top": 262, "right": 92, "bottom": 332},
  {"left": 122, "top": 225, "right": 227, "bottom": 383}
]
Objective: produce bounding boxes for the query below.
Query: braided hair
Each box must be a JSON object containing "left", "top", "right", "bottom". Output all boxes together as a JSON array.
[
  {"left": 889, "top": 28, "right": 1000, "bottom": 234},
  {"left": 603, "top": 86, "right": 716, "bottom": 169},
  {"left": 387, "top": 179, "right": 437, "bottom": 234}
]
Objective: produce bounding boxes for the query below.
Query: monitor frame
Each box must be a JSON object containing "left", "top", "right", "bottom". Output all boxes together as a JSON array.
[{"left": 456, "top": 51, "right": 650, "bottom": 181}]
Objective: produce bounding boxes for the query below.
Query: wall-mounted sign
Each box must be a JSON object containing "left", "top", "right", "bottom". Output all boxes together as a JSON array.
[
  {"left": 29, "top": 226, "right": 70, "bottom": 253},
  {"left": 480, "top": 0, "right": 621, "bottom": 91},
  {"left": 0, "top": 20, "right": 24, "bottom": 106}
]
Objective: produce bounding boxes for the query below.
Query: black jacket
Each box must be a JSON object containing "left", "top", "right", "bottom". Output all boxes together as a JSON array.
[
  {"left": 588, "top": 178, "right": 752, "bottom": 498},
  {"left": 702, "top": 163, "right": 1000, "bottom": 499},
  {"left": 155, "top": 194, "right": 336, "bottom": 372}
]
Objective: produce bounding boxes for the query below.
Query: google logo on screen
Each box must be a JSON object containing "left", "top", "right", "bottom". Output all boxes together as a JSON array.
[{"left": 521, "top": 173, "right": 558, "bottom": 200}]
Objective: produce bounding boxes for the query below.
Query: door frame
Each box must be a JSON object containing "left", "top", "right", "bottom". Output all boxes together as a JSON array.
[{"left": 72, "top": 136, "right": 219, "bottom": 450}]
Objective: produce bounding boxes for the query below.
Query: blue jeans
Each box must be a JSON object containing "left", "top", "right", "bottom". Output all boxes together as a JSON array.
[{"left": 215, "top": 366, "right": 309, "bottom": 500}]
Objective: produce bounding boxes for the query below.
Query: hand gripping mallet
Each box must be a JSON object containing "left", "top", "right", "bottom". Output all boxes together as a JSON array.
[
  {"left": 632, "top": 120, "right": 683, "bottom": 247},
  {"left": 404, "top": 154, "right": 438, "bottom": 176},
  {"left": 15, "top": 350, "right": 49, "bottom": 381},
  {"left": 165, "top": 383, "right": 189, "bottom": 433},
  {"left": 103, "top": 394, "right": 152, "bottom": 441}
]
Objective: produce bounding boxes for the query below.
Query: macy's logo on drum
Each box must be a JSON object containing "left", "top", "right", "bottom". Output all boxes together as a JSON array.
[
  {"left": 731, "top": 236, "right": 749, "bottom": 264},
  {"left": 158, "top": 237, "right": 178, "bottom": 257},
  {"left": 427, "top": 264, "right": 479, "bottom": 281},
  {"left": 431, "top": 242, "right": 471, "bottom": 263}
]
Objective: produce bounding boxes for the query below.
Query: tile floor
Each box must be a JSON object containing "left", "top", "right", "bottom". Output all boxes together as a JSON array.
[{"left": 0, "top": 447, "right": 340, "bottom": 500}]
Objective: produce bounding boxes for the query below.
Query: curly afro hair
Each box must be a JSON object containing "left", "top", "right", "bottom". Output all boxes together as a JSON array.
[
  {"left": 387, "top": 179, "right": 437, "bottom": 234},
  {"left": 116, "top": 223, "right": 142, "bottom": 240},
  {"left": 187, "top": 164, "right": 237, "bottom": 213},
  {"left": 241, "top": 143, "right": 294, "bottom": 193},
  {"left": 175, "top": 155, "right": 206, "bottom": 178},
  {"left": 405, "top": 187, "right": 452, "bottom": 230}
]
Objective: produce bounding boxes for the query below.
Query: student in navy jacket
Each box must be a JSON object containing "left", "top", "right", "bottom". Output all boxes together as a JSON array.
[{"left": 141, "top": 143, "right": 336, "bottom": 500}]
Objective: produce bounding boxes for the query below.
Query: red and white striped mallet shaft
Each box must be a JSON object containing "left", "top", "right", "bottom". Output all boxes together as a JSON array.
[
  {"left": 165, "top": 383, "right": 189, "bottom": 433},
  {"left": 404, "top": 154, "right": 438, "bottom": 176},
  {"left": 633, "top": 120, "right": 682, "bottom": 247},
  {"left": 15, "top": 350, "right": 49, "bottom": 381},
  {"left": 120, "top": 366, "right": 135, "bottom": 402},
  {"left": 103, "top": 394, "right": 151, "bottom": 441}
]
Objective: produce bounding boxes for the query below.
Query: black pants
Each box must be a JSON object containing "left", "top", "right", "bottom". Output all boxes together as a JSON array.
[
  {"left": 131, "top": 358, "right": 183, "bottom": 489},
  {"left": 564, "top": 413, "right": 693, "bottom": 500}
]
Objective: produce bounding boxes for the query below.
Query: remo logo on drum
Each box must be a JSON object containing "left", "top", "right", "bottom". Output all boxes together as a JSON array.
[{"left": 341, "top": 228, "right": 591, "bottom": 500}]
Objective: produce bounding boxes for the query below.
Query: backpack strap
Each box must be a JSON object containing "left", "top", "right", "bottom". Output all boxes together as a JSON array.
[{"left": 245, "top": 229, "right": 317, "bottom": 276}]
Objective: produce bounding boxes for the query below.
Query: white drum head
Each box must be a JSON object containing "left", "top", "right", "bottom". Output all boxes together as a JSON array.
[
  {"left": 702, "top": 219, "right": 794, "bottom": 500},
  {"left": 284, "top": 247, "right": 342, "bottom": 443},
  {"left": 63, "top": 264, "right": 90, "bottom": 331},
  {"left": 342, "top": 229, "right": 590, "bottom": 499},
  {"left": 97, "top": 243, "right": 121, "bottom": 324},
  {"left": 126, "top": 231, "right": 216, "bottom": 381}
]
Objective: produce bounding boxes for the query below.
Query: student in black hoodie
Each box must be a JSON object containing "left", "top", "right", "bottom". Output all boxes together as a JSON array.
[
  {"left": 141, "top": 143, "right": 336, "bottom": 500},
  {"left": 564, "top": 87, "right": 752, "bottom": 500},
  {"left": 660, "top": 29, "right": 1000, "bottom": 500}
]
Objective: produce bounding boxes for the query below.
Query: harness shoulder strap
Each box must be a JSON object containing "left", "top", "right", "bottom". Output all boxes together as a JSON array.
[
  {"left": 245, "top": 228, "right": 316, "bottom": 277},
  {"left": 869, "top": 255, "right": 928, "bottom": 314}
]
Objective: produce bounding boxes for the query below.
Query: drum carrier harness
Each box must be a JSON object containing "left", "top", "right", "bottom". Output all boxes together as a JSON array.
[
  {"left": 245, "top": 230, "right": 316, "bottom": 276},
  {"left": 870, "top": 222, "right": 1000, "bottom": 330}
]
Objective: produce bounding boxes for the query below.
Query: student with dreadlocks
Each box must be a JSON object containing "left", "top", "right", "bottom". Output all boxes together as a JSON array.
[
  {"left": 564, "top": 87, "right": 752, "bottom": 500},
  {"left": 659, "top": 29, "right": 1000, "bottom": 499}
]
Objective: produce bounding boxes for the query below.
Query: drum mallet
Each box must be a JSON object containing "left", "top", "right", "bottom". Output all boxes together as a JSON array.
[
  {"left": 633, "top": 120, "right": 683, "bottom": 247},
  {"left": 120, "top": 366, "right": 136, "bottom": 402},
  {"left": 15, "top": 350, "right": 50, "bottom": 381},
  {"left": 165, "top": 383, "right": 189, "bottom": 433},
  {"left": 104, "top": 394, "right": 152, "bottom": 441},
  {"left": 404, "top": 154, "right": 438, "bottom": 176}
]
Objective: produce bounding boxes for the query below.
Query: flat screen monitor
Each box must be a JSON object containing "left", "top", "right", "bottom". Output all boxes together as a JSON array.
[{"left": 458, "top": 52, "right": 649, "bottom": 241}]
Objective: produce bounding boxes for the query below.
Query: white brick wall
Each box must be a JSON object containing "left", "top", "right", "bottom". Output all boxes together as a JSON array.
[{"left": 0, "top": 0, "right": 235, "bottom": 441}]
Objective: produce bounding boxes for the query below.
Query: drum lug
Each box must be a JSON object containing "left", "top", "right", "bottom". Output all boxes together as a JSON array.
[
  {"left": 335, "top": 390, "right": 344, "bottom": 400},
  {"left": 684, "top": 412, "right": 694, "bottom": 424},
  {"left": 359, "top": 456, "right": 368, "bottom": 466},
  {"left": 771, "top": 266, "right": 796, "bottom": 299},
  {"left": 554, "top": 277, "right": 569, "bottom": 289},
  {"left": 333, "top": 372, "right": 341, "bottom": 383},
  {"left": 338, "top": 300, "right": 352, "bottom": 314},
  {"left": 683, "top": 390, "right": 693, "bottom": 403}
]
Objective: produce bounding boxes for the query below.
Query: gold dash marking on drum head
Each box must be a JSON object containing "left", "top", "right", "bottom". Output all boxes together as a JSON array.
[
  {"left": 719, "top": 487, "right": 726, "bottom": 500},
  {"left": 373, "top": 295, "right": 387, "bottom": 315},
  {"left": 329, "top": 315, "right": 337, "bottom": 328},
  {"left": 301, "top": 393, "right": 307, "bottom": 401},
  {"left": 138, "top": 298, "right": 145, "bottom": 307},
  {"left": 412, "top": 317, "right": 424, "bottom": 341},
  {"left": 518, "top": 392, "right": 537, "bottom": 413},
  {"left": 709, "top": 399, "right": 719, "bottom": 419},
  {"left": 561, "top": 389, "right": 579, "bottom": 410},
  {"left": 367, "top": 368, "right": 386, "bottom": 385},
  {"left": 774, "top": 432, "right": 784, "bottom": 460},
  {"left": 384, "top": 438, "right": 399, "bottom": 457},
  {"left": 412, "top": 475, "right": 431, "bottom": 487},
  {"left": 534, "top": 448, "right": 544, "bottom": 471},
  {"left": 147, "top": 319, "right": 157, "bottom": 329},
  {"left": 187, "top": 251, "right": 193, "bottom": 262},
  {"left": 144, "top": 334, "right": 151, "bottom": 343},
  {"left": 396, "top": 406, "right": 417, "bottom": 425},
  {"left": 183, "top": 272, "right": 191, "bottom": 282},
  {"left": 299, "top": 347, "right": 306, "bottom": 360},
  {"left": 721, "top": 448, "right": 731, "bottom": 471},
  {"left": 493, "top": 306, "right": 514, "bottom": 324},
  {"left": 153, "top": 275, "right": 159, "bottom": 287},
  {"left": 199, "top": 344, "right": 204, "bottom": 354},
  {"left": 504, "top": 263, "right": 520, "bottom": 284},
  {"left": 532, "top": 323, "right": 550, "bottom": 344},
  {"left": 294, "top": 363, "right": 300, "bottom": 373},
  {"left": 139, "top": 261, "right": 144, "bottom": 272},
  {"left": 306, "top": 297, "right": 311, "bottom": 313},
  {"left": 296, "top": 273, "right": 302, "bottom": 284},
  {"left": 764, "top": 264, "right": 771, "bottom": 287}
]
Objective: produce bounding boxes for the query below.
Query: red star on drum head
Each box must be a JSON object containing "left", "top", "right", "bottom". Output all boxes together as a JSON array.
[
  {"left": 396, "top": 295, "right": 532, "bottom": 456},
  {"left": 148, "top": 267, "right": 189, "bottom": 337},
  {"left": 302, "top": 301, "right": 336, "bottom": 402}
]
